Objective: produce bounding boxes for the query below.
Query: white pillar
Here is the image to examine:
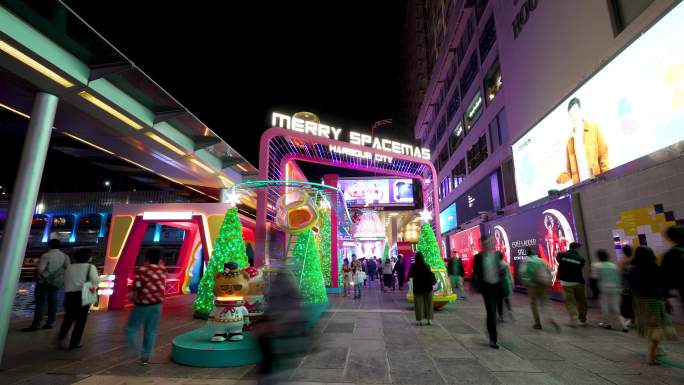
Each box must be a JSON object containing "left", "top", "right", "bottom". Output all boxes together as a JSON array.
[{"left": 0, "top": 93, "right": 58, "bottom": 364}]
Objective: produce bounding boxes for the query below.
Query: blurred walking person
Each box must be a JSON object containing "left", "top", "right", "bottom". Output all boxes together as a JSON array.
[
  {"left": 22, "top": 239, "right": 70, "bottom": 332},
  {"left": 499, "top": 252, "right": 514, "bottom": 322},
  {"left": 126, "top": 248, "right": 166, "bottom": 365},
  {"left": 627, "top": 246, "right": 678, "bottom": 365},
  {"left": 409, "top": 252, "right": 436, "bottom": 325},
  {"left": 393, "top": 254, "right": 406, "bottom": 290},
  {"left": 556, "top": 242, "right": 588, "bottom": 327},
  {"left": 352, "top": 267, "right": 365, "bottom": 300},
  {"left": 448, "top": 253, "right": 467, "bottom": 300},
  {"left": 472, "top": 237, "right": 505, "bottom": 349},
  {"left": 592, "top": 249, "right": 627, "bottom": 331},
  {"left": 619, "top": 245, "right": 635, "bottom": 327},
  {"left": 520, "top": 247, "right": 558, "bottom": 330},
  {"left": 662, "top": 226, "right": 684, "bottom": 310},
  {"left": 58, "top": 248, "right": 98, "bottom": 350}
]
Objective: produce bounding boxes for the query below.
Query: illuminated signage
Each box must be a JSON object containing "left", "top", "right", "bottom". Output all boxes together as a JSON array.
[
  {"left": 272, "top": 112, "right": 431, "bottom": 160},
  {"left": 464, "top": 92, "right": 484, "bottom": 131},
  {"left": 467, "top": 195, "right": 476, "bottom": 208},
  {"left": 142, "top": 211, "right": 193, "bottom": 221},
  {"left": 454, "top": 121, "right": 464, "bottom": 138},
  {"left": 512, "top": 2, "right": 684, "bottom": 205}
]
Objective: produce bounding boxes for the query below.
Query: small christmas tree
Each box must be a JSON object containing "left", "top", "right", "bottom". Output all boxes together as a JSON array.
[
  {"left": 317, "top": 210, "right": 332, "bottom": 287},
  {"left": 417, "top": 223, "right": 445, "bottom": 270},
  {"left": 193, "top": 207, "right": 249, "bottom": 317},
  {"left": 290, "top": 229, "right": 328, "bottom": 304},
  {"left": 383, "top": 241, "right": 390, "bottom": 262}
]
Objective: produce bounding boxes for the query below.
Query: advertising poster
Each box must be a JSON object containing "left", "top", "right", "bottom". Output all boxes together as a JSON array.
[
  {"left": 448, "top": 225, "right": 482, "bottom": 279},
  {"left": 455, "top": 171, "right": 500, "bottom": 223},
  {"left": 512, "top": 2, "right": 684, "bottom": 206},
  {"left": 339, "top": 178, "right": 414, "bottom": 207},
  {"left": 484, "top": 196, "right": 578, "bottom": 292}
]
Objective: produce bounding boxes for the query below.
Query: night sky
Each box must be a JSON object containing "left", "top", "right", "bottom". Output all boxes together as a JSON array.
[{"left": 63, "top": 1, "right": 408, "bottom": 168}]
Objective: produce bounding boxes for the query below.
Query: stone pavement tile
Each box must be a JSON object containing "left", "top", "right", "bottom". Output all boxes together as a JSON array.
[
  {"left": 469, "top": 347, "right": 542, "bottom": 373},
  {"left": 10, "top": 373, "right": 89, "bottom": 385},
  {"left": 599, "top": 374, "right": 668, "bottom": 385},
  {"left": 351, "top": 339, "right": 386, "bottom": 352},
  {"left": 569, "top": 342, "right": 642, "bottom": 364},
  {"left": 324, "top": 322, "right": 355, "bottom": 334},
  {"left": 355, "top": 318, "right": 383, "bottom": 329},
  {"left": 289, "top": 368, "right": 345, "bottom": 383},
  {"left": 492, "top": 372, "right": 563, "bottom": 385},
  {"left": 529, "top": 360, "right": 615, "bottom": 385},
  {"left": 72, "top": 375, "right": 160, "bottom": 385},
  {"left": 433, "top": 358, "right": 499, "bottom": 385},
  {"left": 345, "top": 349, "right": 390, "bottom": 384},
  {"left": 380, "top": 313, "right": 408, "bottom": 325},
  {"left": 424, "top": 342, "right": 474, "bottom": 360},
  {"left": 499, "top": 335, "right": 563, "bottom": 361},
  {"left": 313, "top": 332, "right": 353, "bottom": 349},
  {"left": 353, "top": 327, "right": 384, "bottom": 340},
  {"left": 302, "top": 347, "right": 349, "bottom": 369},
  {"left": 388, "top": 349, "right": 445, "bottom": 385}
]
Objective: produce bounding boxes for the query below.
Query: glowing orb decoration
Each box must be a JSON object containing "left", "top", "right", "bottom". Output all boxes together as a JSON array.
[{"left": 275, "top": 190, "right": 319, "bottom": 234}]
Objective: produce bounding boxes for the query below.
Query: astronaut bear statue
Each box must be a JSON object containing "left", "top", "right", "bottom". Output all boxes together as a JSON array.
[{"left": 209, "top": 261, "right": 251, "bottom": 342}]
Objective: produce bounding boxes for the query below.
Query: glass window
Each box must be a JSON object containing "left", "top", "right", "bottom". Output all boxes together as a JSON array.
[
  {"left": 28, "top": 215, "right": 48, "bottom": 245},
  {"left": 438, "top": 145, "right": 450, "bottom": 172},
  {"left": 478, "top": 15, "right": 497, "bottom": 61},
  {"left": 76, "top": 214, "right": 102, "bottom": 245},
  {"left": 446, "top": 89, "right": 460, "bottom": 123},
  {"left": 463, "top": 91, "right": 484, "bottom": 132},
  {"left": 501, "top": 158, "right": 518, "bottom": 205},
  {"left": 609, "top": 0, "right": 655, "bottom": 34},
  {"left": 449, "top": 120, "right": 465, "bottom": 154},
  {"left": 460, "top": 53, "right": 479, "bottom": 96},
  {"left": 483, "top": 59, "right": 502, "bottom": 105},
  {"left": 452, "top": 158, "right": 467, "bottom": 189},
  {"left": 467, "top": 134, "right": 489, "bottom": 172},
  {"left": 489, "top": 115, "right": 501, "bottom": 154},
  {"left": 475, "top": 0, "right": 489, "bottom": 21},
  {"left": 50, "top": 215, "right": 74, "bottom": 244},
  {"left": 445, "top": 54, "right": 458, "bottom": 91}
]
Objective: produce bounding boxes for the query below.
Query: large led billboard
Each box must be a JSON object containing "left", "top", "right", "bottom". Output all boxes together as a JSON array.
[
  {"left": 339, "top": 178, "right": 414, "bottom": 208},
  {"left": 512, "top": 2, "right": 684, "bottom": 206},
  {"left": 439, "top": 203, "right": 458, "bottom": 234},
  {"left": 455, "top": 171, "right": 501, "bottom": 223}
]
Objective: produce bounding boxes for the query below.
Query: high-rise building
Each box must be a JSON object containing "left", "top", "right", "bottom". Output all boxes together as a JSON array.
[{"left": 400, "top": 0, "right": 684, "bottom": 256}]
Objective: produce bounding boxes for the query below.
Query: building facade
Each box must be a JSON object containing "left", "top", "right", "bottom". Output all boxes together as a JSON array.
[{"left": 401, "top": 0, "right": 684, "bottom": 256}]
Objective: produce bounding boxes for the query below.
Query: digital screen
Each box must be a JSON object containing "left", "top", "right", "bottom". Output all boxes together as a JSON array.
[
  {"left": 448, "top": 225, "right": 481, "bottom": 279},
  {"left": 483, "top": 196, "right": 578, "bottom": 294},
  {"left": 455, "top": 172, "right": 500, "bottom": 223},
  {"left": 339, "top": 178, "right": 414, "bottom": 207},
  {"left": 439, "top": 203, "right": 458, "bottom": 234},
  {"left": 512, "top": 2, "right": 684, "bottom": 206}
]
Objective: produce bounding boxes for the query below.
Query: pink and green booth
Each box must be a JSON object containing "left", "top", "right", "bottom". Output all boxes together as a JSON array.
[{"left": 100, "top": 203, "right": 255, "bottom": 310}]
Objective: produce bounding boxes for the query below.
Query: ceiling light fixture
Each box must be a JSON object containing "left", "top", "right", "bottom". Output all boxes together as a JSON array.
[
  {"left": 190, "top": 158, "right": 215, "bottom": 174},
  {"left": 0, "top": 39, "right": 74, "bottom": 88},
  {"left": 145, "top": 132, "right": 186, "bottom": 156},
  {"left": 63, "top": 132, "right": 114, "bottom": 155},
  {"left": 0, "top": 102, "right": 30, "bottom": 119},
  {"left": 78, "top": 91, "right": 143, "bottom": 129}
]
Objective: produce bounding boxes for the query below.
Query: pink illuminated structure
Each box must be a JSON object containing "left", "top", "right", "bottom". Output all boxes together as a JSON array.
[{"left": 255, "top": 127, "right": 442, "bottom": 290}]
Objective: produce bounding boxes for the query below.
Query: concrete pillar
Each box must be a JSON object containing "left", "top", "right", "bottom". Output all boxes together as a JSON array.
[{"left": 0, "top": 93, "right": 58, "bottom": 364}]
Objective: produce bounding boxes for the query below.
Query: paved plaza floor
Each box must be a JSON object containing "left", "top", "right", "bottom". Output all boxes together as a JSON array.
[{"left": 2, "top": 280, "right": 684, "bottom": 385}]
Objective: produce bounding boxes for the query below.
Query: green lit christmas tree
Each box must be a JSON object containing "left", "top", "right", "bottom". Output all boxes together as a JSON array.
[
  {"left": 317, "top": 210, "right": 332, "bottom": 287},
  {"left": 383, "top": 241, "right": 390, "bottom": 262},
  {"left": 193, "top": 207, "right": 249, "bottom": 317},
  {"left": 417, "top": 223, "right": 445, "bottom": 270},
  {"left": 290, "top": 229, "right": 328, "bottom": 304}
]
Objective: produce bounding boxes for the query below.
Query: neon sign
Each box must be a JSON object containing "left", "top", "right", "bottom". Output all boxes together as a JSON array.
[{"left": 272, "top": 112, "right": 431, "bottom": 160}]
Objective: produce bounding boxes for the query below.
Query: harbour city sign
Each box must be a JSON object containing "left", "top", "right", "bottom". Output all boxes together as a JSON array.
[{"left": 272, "top": 112, "right": 431, "bottom": 161}]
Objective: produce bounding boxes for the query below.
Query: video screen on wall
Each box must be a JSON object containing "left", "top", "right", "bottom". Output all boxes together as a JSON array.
[
  {"left": 339, "top": 178, "right": 415, "bottom": 208},
  {"left": 439, "top": 203, "right": 458, "bottom": 234},
  {"left": 483, "top": 196, "right": 578, "bottom": 295},
  {"left": 512, "top": 2, "right": 684, "bottom": 206}
]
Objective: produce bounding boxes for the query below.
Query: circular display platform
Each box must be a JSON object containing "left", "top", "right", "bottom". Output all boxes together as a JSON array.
[
  {"left": 172, "top": 327, "right": 261, "bottom": 367},
  {"left": 407, "top": 293, "right": 457, "bottom": 309}
]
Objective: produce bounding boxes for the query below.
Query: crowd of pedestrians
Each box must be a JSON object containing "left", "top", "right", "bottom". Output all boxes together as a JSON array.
[{"left": 341, "top": 254, "right": 407, "bottom": 300}]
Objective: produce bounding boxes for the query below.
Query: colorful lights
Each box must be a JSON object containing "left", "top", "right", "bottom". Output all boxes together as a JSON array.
[
  {"left": 190, "top": 158, "right": 215, "bottom": 173},
  {"left": 145, "top": 132, "right": 186, "bottom": 155},
  {"left": 226, "top": 189, "right": 241, "bottom": 208},
  {"left": 218, "top": 175, "right": 233, "bottom": 188},
  {"left": 78, "top": 91, "right": 143, "bottom": 129},
  {"left": 236, "top": 164, "right": 248, "bottom": 172},
  {"left": 215, "top": 295, "right": 244, "bottom": 302},
  {"left": 97, "top": 274, "right": 116, "bottom": 296},
  {"left": 0, "top": 39, "right": 74, "bottom": 88},
  {"left": 63, "top": 132, "right": 114, "bottom": 155},
  {"left": 142, "top": 211, "right": 193, "bottom": 221},
  {"left": 419, "top": 209, "right": 433, "bottom": 223},
  {"left": 417, "top": 223, "right": 445, "bottom": 270}
]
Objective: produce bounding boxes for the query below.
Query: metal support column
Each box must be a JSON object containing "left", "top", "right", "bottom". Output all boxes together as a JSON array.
[{"left": 0, "top": 93, "right": 58, "bottom": 364}]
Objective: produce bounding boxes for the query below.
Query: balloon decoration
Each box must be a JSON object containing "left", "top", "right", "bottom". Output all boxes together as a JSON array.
[{"left": 275, "top": 190, "right": 319, "bottom": 234}]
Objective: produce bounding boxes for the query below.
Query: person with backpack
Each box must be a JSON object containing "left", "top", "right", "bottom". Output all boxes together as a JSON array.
[
  {"left": 472, "top": 237, "right": 505, "bottom": 348},
  {"left": 592, "top": 249, "right": 628, "bottom": 331},
  {"left": 448, "top": 253, "right": 467, "bottom": 300},
  {"left": 58, "top": 248, "right": 99, "bottom": 350},
  {"left": 22, "top": 239, "right": 70, "bottom": 332},
  {"left": 556, "top": 242, "right": 588, "bottom": 327},
  {"left": 520, "top": 247, "right": 558, "bottom": 330}
]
